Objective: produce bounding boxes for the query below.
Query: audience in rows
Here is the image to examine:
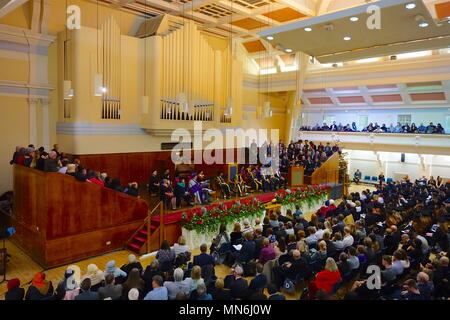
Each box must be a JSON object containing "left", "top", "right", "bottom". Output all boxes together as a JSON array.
[
  {"left": 6, "top": 173, "right": 449, "bottom": 300},
  {"left": 9, "top": 144, "right": 140, "bottom": 198},
  {"left": 300, "top": 121, "right": 446, "bottom": 134}
]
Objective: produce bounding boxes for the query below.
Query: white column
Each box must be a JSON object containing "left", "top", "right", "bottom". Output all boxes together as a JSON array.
[
  {"left": 41, "top": 97, "right": 50, "bottom": 150},
  {"left": 28, "top": 98, "right": 38, "bottom": 146}
]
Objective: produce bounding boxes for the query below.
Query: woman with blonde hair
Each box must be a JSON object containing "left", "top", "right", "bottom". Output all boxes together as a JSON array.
[
  {"left": 172, "top": 236, "right": 190, "bottom": 256},
  {"left": 185, "top": 265, "right": 204, "bottom": 293},
  {"left": 82, "top": 264, "right": 104, "bottom": 291},
  {"left": 308, "top": 257, "right": 341, "bottom": 299}
]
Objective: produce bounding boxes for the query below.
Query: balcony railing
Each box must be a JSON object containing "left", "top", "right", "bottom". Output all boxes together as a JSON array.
[{"left": 297, "top": 131, "right": 450, "bottom": 156}]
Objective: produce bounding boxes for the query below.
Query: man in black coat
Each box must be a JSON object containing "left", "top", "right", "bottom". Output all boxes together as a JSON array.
[
  {"left": 228, "top": 266, "right": 248, "bottom": 300},
  {"left": 75, "top": 279, "right": 99, "bottom": 300},
  {"left": 193, "top": 243, "right": 215, "bottom": 267}
]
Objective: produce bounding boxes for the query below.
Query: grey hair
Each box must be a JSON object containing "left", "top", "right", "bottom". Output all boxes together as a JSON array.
[
  {"left": 197, "top": 283, "right": 207, "bottom": 296},
  {"left": 174, "top": 268, "right": 184, "bottom": 282}
]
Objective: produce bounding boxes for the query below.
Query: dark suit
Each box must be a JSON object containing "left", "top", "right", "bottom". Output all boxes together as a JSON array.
[
  {"left": 193, "top": 253, "right": 215, "bottom": 267},
  {"left": 248, "top": 274, "right": 267, "bottom": 291},
  {"left": 98, "top": 284, "right": 123, "bottom": 300},
  {"left": 229, "top": 277, "right": 248, "bottom": 300},
  {"left": 74, "top": 290, "right": 100, "bottom": 300}
]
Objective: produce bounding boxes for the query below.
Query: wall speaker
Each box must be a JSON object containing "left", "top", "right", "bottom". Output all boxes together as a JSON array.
[{"left": 401, "top": 153, "right": 405, "bottom": 163}]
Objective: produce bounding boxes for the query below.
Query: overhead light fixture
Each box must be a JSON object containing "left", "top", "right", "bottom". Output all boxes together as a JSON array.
[
  {"left": 356, "top": 57, "right": 380, "bottom": 63},
  {"left": 405, "top": 3, "right": 416, "bottom": 9},
  {"left": 285, "top": 48, "right": 293, "bottom": 53},
  {"left": 350, "top": 17, "right": 359, "bottom": 22},
  {"left": 304, "top": 27, "right": 312, "bottom": 32},
  {"left": 396, "top": 50, "right": 431, "bottom": 59},
  {"left": 266, "top": 36, "right": 274, "bottom": 40},
  {"left": 419, "top": 22, "right": 429, "bottom": 28},
  {"left": 343, "top": 36, "right": 351, "bottom": 41}
]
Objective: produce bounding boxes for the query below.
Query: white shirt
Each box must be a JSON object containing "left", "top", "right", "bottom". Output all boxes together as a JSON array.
[
  {"left": 343, "top": 235, "right": 354, "bottom": 248},
  {"left": 58, "top": 166, "right": 68, "bottom": 174},
  {"left": 172, "top": 243, "right": 189, "bottom": 256}
]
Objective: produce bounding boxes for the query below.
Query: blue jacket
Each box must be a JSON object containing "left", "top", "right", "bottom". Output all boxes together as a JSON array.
[{"left": 193, "top": 253, "right": 215, "bottom": 267}]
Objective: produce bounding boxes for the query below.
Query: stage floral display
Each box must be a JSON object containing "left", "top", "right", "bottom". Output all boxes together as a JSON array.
[
  {"left": 275, "top": 184, "right": 331, "bottom": 208},
  {"left": 181, "top": 198, "right": 265, "bottom": 234}
]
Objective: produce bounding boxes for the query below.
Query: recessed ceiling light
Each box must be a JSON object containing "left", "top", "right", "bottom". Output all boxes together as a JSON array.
[
  {"left": 406, "top": 3, "right": 416, "bottom": 9},
  {"left": 350, "top": 17, "right": 359, "bottom": 22},
  {"left": 419, "top": 22, "right": 429, "bottom": 28},
  {"left": 343, "top": 36, "right": 351, "bottom": 41},
  {"left": 266, "top": 36, "right": 274, "bottom": 40},
  {"left": 285, "top": 49, "right": 293, "bottom": 53},
  {"left": 304, "top": 27, "right": 312, "bottom": 32}
]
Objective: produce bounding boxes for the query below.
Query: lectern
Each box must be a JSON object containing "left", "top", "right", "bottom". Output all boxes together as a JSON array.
[{"left": 288, "top": 166, "right": 304, "bottom": 187}]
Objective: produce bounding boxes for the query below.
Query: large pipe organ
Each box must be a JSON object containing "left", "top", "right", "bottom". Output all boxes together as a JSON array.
[{"left": 141, "top": 17, "right": 242, "bottom": 131}]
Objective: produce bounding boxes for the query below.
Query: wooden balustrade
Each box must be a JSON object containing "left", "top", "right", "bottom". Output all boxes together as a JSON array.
[
  {"left": 5, "top": 165, "right": 148, "bottom": 268},
  {"left": 310, "top": 152, "right": 340, "bottom": 185}
]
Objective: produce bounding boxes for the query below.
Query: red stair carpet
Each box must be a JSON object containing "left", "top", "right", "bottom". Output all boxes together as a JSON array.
[{"left": 127, "top": 192, "right": 277, "bottom": 253}]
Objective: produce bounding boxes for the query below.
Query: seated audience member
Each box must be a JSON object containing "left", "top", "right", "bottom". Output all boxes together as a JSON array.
[
  {"left": 211, "top": 278, "right": 231, "bottom": 300},
  {"left": 416, "top": 271, "right": 434, "bottom": 300},
  {"left": 354, "top": 169, "right": 362, "bottom": 184},
  {"left": 172, "top": 236, "right": 190, "bottom": 256},
  {"left": 227, "top": 265, "right": 249, "bottom": 300},
  {"left": 259, "top": 238, "right": 276, "bottom": 265},
  {"left": 267, "top": 283, "right": 286, "bottom": 300},
  {"left": 62, "top": 268, "right": 79, "bottom": 300},
  {"left": 82, "top": 264, "right": 104, "bottom": 291},
  {"left": 399, "top": 279, "right": 423, "bottom": 300},
  {"left": 142, "top": 261, "right": 163, "bottom": 293},
  {"left": 193, "top": 243, "right": 215, "bottom": 267},
  {"left": 74, "top": 278, "right": 99, "bottom": 300},
  {"left": 174, "top": 177, "right": 194, "bottom": 207},
  {"left": 125, "top": 182, "right": 139, "bottom": 197},
  {"left": 347, "top": 247, "right": 360, "bottom": 270},
  {"left": 74, "top": 165, "right": 88, "bottom": 182},
  {"left": 121, "top": 254, "right": 143, "bottom": 276},
  {"left": 242, "top": 219, "right": 253, "bottom": 235},
  {"left": 144, "top": 275, "right": 168, "bottom": 300},
  {"left": 195, "top": 283, "right": 212, "bottom": 300},
  {"left": 337, "top": 253, "right": 351, "bottom": 276},
  {"left": 273, "top": 250, "right": 309, "bottom": 289},
  {"left": 121, "top": 268, "right": 145, "bottom": 300},
  {"left": 248, "top": 263, "right": 267, "bottom": 294},
  {"left": 164, "top": 268, "right": 190, "bottom": 300},
  {"left": 230, "top": 223, "right": 244, "bottom": 246},
  {"left": 380, "top": 255, "right": 397, "bottom": 283},
  {"left": 5, "top": 278, "right": 25, "bottom": 301},
  {"left": 236, "top": 232, "right": 256, "bottom": 264},
  {"left": 44, "top": 151, "right": 59, "bottom": 172},
  {"left": 128, "top": 288, "right": 140, "bottom": 301},
  {"left": 25, "top": 272, "right": 53, "bottom": 300},
  {"left": 342, "top": 227, "right": 354, "bottom": 248},
  {"left": 66, "top": 163, "right": 76, "bottom": 176},
  {"left": 98, "top": 274, "right": 123, "bottom": 300},
  {"left": 156, "top": 240, "right": 176, "bottom": 270},
  {"left": 185, "top": 265, "right": 205, "bottom": 293},
  {"left": 308, "top": 258, "right": 341, "bottom": 299},
  {"left": 104, "top": 260, "right": 127, "bottom": 280}
]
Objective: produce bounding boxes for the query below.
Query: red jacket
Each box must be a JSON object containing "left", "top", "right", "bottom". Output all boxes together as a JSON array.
[{"left": 315, "top": 270, "right": 341, "bottom": 294}]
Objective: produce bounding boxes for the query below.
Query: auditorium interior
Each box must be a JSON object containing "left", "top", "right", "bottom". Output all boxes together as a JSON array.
[{"left": 0, "top": 0, "right": 449, "bottom": 301}]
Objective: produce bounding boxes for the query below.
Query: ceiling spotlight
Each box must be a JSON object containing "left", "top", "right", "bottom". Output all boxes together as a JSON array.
[
  {"left": 418, "top": 22, "right": 429, "bottom": 28},
  {"left": 350, "top": 17, "right": 359, "bottom": 22},
  {"left": 266, "top": 36, "right": 274, "bottom": 40},
  {"left": 304, "top": 27, "right": 312, "bottom": 32},
  {"left": 343, "top": 36, "right": 351, "bottom": 41},
  {"left": 406, "top": 3, "right": 416, "bottom": 9},
  {"left": 285, "top": 49, "right": 293, "bottom": 53}
]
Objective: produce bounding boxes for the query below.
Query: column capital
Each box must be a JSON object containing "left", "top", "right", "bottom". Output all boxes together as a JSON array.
[
  {"left": 40, "top": 97, "right": 50, "bottom": 106},
  {"left": 28, "top": 97, "right": 40, "bottom": 104}
]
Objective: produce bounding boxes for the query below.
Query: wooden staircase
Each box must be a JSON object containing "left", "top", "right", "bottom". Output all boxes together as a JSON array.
[{"left": 126, "top": 201, "right": 165, "bottom": 255}]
